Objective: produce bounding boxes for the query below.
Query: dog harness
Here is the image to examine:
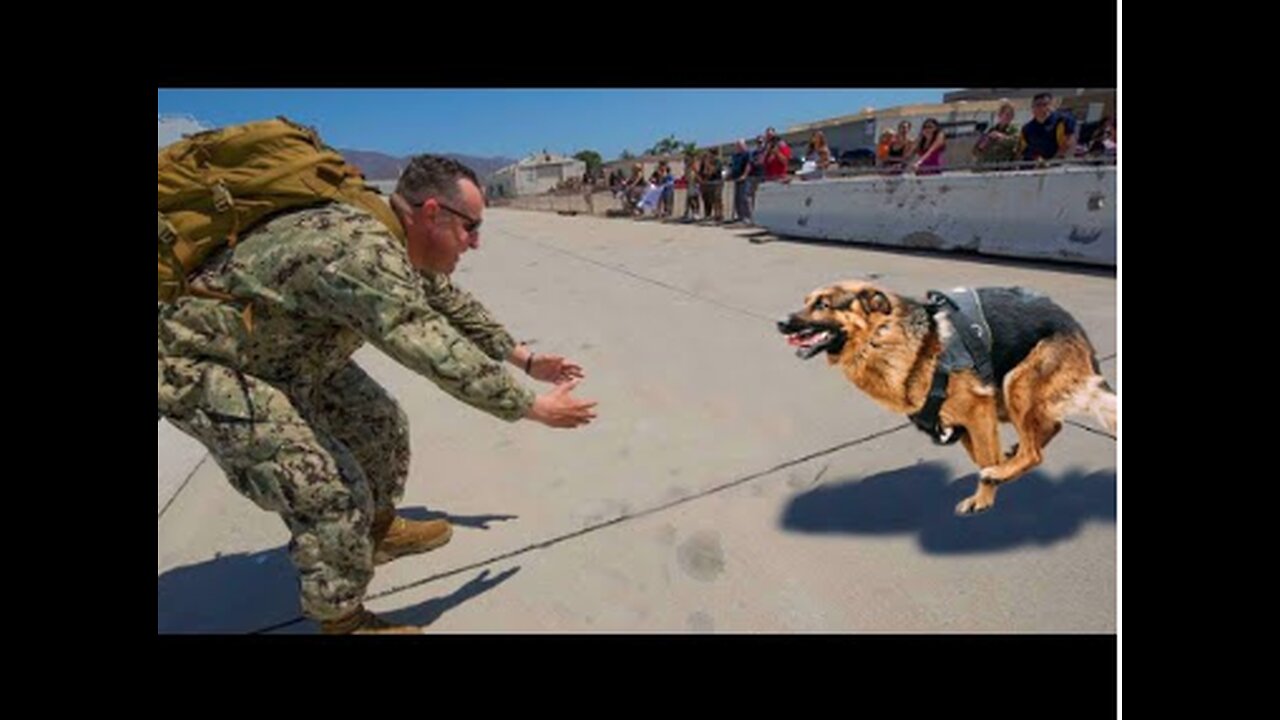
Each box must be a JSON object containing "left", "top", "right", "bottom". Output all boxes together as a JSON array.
[{"left": 908, "top": 288, "right": 996, "bottom": 444}]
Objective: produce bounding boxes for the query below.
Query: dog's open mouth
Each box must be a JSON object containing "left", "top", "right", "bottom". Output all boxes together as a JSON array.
[{"left": 785, "top": 327, "right": 846, "bottom": 359}]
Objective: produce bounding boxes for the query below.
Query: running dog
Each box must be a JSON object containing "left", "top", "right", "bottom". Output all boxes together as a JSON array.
[{"left": 778, "top": 281, "right": 1116, "bottom": 515}]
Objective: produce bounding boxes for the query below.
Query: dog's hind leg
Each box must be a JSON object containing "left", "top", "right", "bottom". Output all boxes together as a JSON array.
[
  {"left": 1057, "top": 338, "right": 1116, "bottom": 433},
  {"left": 982, "top": 405, "right": 1059, "bottom": 486},
  {"left": 979, "top": 338, "right": 1086, "bottom": 488},
  {"left": 1067, "top": 375, "right": 1117, "bottom": 433}
]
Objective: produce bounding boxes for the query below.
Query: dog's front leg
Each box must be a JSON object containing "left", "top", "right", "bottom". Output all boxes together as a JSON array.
[{"left": 955, "top": 399, "right": 1003, "bottom": 516}]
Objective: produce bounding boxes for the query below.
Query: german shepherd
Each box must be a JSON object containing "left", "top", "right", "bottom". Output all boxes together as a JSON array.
[{"left": 778, "top": 281, "right": 1116, "bottom": 515}]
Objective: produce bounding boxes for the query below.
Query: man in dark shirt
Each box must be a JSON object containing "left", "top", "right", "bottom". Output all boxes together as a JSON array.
[{"left": 1019, "top": 92, "right": 1077, "bottom": 162}]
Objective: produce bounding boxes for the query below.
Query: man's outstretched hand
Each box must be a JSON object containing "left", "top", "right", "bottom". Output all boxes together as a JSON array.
[
  {"left": 526, "top": 379, "right": 597, "bottom": 428},
  {"left": 529, "top": 354, "right": 585, "bottom": 384}
]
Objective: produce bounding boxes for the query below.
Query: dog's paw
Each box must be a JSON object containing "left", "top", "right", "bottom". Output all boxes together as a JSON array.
[{"left": 955, "top": 494, "right": 994, "bottom": 516}]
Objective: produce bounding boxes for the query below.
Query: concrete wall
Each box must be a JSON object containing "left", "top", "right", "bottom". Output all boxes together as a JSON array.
[
  {"left": 497, "top": 183, "right": 737, "bottom": 218},
  {"left": 752, "top": 166, "right": 1116, "bottom": 266},
  {"left": 497, "top": 192, "right": 607, "bottom": 214}
]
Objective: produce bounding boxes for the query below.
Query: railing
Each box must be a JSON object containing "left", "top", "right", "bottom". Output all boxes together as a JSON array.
[{"left": 801, "top": 154, "right": 1117, "bottom": 180}]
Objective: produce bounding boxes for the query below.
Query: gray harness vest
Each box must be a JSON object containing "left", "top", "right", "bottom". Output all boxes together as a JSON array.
[{"left": 908, "top": 288, "right": 996, "bottom": 444}]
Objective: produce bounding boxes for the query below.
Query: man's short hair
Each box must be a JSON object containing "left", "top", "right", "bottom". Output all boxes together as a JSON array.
[
  {"left": 1033, "top": 92, "right": 1053, "bottom": 105},
  {"left": 396, "top": 154, "right": 480, "bottom": 204}
]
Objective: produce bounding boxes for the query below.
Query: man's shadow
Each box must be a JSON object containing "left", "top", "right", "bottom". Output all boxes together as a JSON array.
[
  {"left": 396, "top": 507, "right": 517, "bottom": 528},
  {"left": 273, "top": 566, "right": 521, "bottom": 634},
  {"left": 779, "top": 462, "right": 1115, "bottom": 554},
  {"left": 157, "top": 506, "right": 518, "bottom": 633}
]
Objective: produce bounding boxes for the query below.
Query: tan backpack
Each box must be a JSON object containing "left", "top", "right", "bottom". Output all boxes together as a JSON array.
[{"left": 158, "top": 116, "right": 407, "bottom": 304}]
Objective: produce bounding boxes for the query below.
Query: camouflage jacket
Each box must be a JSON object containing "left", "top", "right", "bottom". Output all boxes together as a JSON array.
[
  {"left": 157, "top": 203, "right": 535, "bottom": 422},
  {"left": 973, "top": 123, "right": 1021, "bottom": 164}
]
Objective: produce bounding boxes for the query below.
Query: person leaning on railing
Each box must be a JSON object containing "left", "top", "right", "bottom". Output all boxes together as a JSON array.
[{"left": 973, "top": 101, "right": 1021, "bottom": 167}]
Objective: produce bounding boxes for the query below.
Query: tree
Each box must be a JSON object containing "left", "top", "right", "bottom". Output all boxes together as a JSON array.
[
  {"left": 573, "top": 150, "right": 603, "bottom": 177},
  {"left": 645, "top": 134, "right": 687, "bottom": 156}
]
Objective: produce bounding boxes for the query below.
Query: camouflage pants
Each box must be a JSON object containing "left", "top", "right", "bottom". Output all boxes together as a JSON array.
[{"left": 158, "top": 357, "right": 410, "bottom": 621}]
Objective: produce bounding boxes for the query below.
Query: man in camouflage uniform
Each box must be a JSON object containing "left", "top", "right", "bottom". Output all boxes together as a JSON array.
[
  {"left": 972, "top": 101, "right": 1022, "bottom": 167},
  {"left": 158, "top": 155, "right": 597, "bottom": 634}
]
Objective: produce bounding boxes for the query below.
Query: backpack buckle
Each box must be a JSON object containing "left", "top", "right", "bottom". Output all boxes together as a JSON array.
[
  {"left": 157, "top": 213, "right": 178, "bottom": 246},
  {"left": 211, "top": 182, "right": 234, "bottom": 213}
]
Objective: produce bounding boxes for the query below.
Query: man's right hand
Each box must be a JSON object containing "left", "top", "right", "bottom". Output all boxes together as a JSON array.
[{"left": 526, "top": 379, "right": 597, "bottom": 428}]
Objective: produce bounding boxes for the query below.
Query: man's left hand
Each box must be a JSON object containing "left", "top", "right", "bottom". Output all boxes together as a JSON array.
[{"left": 529, "top": 354, "right": 585, "bottom": 384}]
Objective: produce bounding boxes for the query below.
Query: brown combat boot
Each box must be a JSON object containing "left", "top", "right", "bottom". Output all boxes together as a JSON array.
[
  {"left": 371, "top": 510, "right": 453, "bottom": 565},
  {"left": 318, "top": 606, "right": 420, "bottom": 635}
]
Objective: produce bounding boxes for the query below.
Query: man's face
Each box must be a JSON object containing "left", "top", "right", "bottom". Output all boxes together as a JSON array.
[
  {"left": 406, "top": 178, "right": 483, "bottom": 275},
  {"left": 1032, "top": 96, "right": 1053, "bottom": 122}
]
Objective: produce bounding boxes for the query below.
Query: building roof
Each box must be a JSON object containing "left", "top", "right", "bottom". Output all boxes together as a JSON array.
[
  {"left": 943, "top": 88, "right": 1112, "bottom": 102},
  {"left": 496, "top": 152, "right": 585, "bottom": 175},
  {"left": 785, "top": 99, "right": 1025, "bottom": 135}
]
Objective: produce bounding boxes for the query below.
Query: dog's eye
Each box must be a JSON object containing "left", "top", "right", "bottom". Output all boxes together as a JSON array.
[{"left": 814, "top": 299, "right": 829, "bottom": 311}]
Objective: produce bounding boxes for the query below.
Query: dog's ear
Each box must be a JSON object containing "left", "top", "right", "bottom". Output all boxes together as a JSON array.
[
  {"left": 829, "top": 290, "right": 859, "bottom": 311},
  {"left": 857, "top": 290, "right": 892, "bottom": 315}
]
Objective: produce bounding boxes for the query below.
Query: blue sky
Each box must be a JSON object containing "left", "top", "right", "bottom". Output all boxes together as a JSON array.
[{"left": 158, "top": 89, "right": 953, "bottom": 160}]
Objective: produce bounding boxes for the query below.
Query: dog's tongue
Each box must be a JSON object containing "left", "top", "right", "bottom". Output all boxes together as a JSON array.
[
  {"left": 789, "top": 330, "right": 832, "bottom": 359},
  {"left": 787, "top": 330, "right": 830, "bottom": 348},
  {"left": 796, "top": 342, "right": 826, "bottom": 359}
]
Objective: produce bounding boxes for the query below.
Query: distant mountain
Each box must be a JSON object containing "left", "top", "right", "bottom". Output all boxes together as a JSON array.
[
  {"left": 444, "top": 154, "right": 518, "bottom": 181},
  {"left": 339, "top": 150, "right": 406, "bottom": 181},
  {"left": 158, "top": 115, "right": 514, "bottom": 180},
  {"left": 338, "top": 149, "right": 516, "bottom": 182}
]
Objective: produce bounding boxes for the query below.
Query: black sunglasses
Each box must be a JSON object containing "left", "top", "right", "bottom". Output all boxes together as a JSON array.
[{"left": 406, "top": 196, "right": 482, "bottom": 233}]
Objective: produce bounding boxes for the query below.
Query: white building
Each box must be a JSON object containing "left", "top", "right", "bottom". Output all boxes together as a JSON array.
[{"left": 489, "top": 152, "right": 586, "bottom": 198}]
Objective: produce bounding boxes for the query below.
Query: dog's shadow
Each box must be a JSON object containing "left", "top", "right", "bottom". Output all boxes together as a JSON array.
[
  {"left": 157, "top": 505, "right": 519, "bottom": 633},
  {"left": 780, "top": 462, "right": 1115, "bottom": 554}
]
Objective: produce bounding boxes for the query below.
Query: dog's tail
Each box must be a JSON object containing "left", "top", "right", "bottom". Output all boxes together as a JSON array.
[{"left": 1067, "top": 375, "right": 1117, "bottom": 434}]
